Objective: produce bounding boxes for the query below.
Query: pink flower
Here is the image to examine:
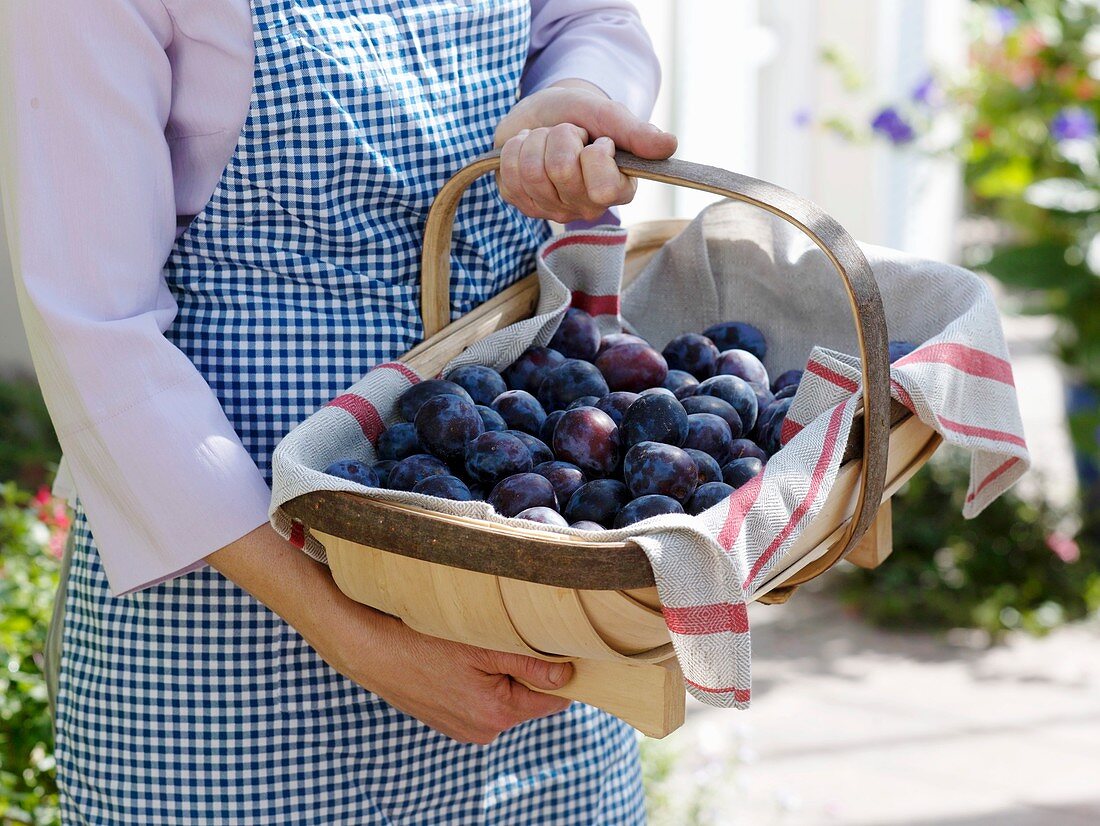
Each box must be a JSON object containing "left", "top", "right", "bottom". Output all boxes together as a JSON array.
[{"left": 1046, "top": 531, "right": 1080, "bottom": 563}]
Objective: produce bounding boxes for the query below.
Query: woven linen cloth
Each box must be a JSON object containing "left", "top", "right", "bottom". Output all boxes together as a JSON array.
[{"left": 271, "top": 201, "right": 1030, "bottom": 709}]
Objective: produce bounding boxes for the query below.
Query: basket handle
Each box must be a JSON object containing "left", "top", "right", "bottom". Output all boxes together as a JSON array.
[{"left": 420, "top": 149, "right": 892, "bottom": 571}]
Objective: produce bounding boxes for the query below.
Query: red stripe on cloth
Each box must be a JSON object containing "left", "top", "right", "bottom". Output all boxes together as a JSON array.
[
  {"left": 744, "top": 401, "right": 847, "bottom": 587},
  {"left": 662, "top": 602, "right": 749, "bottom": 636},
  {"left": 966, "top": 457, "right": 1021, "bottom": 503},
  {"left": 289, "top": 521, "right": 306, "bottom": 549},
  {"left": 936, "top": 414, "right": 1027, "bottom": 448},
  {"left": 806, "top": 359, "right": 859, "bottom": 393},
  {"left": 890, "top": 379, "right": 916, "bottom": 411},
  {"left": 541, "top": 233, "right": 627, "bottom": 257},
  {"left": 717, "top": 473, "right": 765, "bottom": 551},
  {"left": 897, "top": 343, "right": 1015, "bottom": 386},
  {"left": 684, "top": 678, "right": 751, "bottom": 703},
  {"left": 569, "top": 291, "right": 620, "bottom": 317},
  {"left": 327, "top": 394, "right": 385, "bottom": 444},
  {"left": 376, "top": 362, "right": 420, "bottom": 385},
  {"left": 780, "top": 417, "right": 804, "bottom": 444}
]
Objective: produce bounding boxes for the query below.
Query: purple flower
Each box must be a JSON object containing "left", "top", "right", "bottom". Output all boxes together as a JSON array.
[
  {"left": 870, "top": 107, "right": 916, "bottom": 144},
  {"left": 910, "top": 74, "right": 942, "bottom": 107},
  {"left": 792, "top": 107, "right": 812, "bottom": 129},
  {"left": 992, "top": 7, "right": 1017, "bottom": 35},
  {"left": 1050, "top": 107, "right": 1097, "bottom": 143}
]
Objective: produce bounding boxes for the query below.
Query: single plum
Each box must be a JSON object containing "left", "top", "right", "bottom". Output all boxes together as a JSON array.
[
  {"left": 533, "top": 460, "right": 587, "bottom": 507},
  {"left": 662, "top": 333, "right": 720, "bottom": 379},
  {"left": 594, "top": 343, "right": 669, "bottom": 393},
  {"left": 539, "top": 409, "right": 566, "bottom": 445},
  {"left": 465, "top": 431, "right": 533, "bottom": 485},
  {"left": 397, "top": 379, "right": 474, "bottom": 422},
  {"left": 372, "top": 459, "right": 398, "bottom": 488},
  {"left": 549, "top": 307, "right": 602, "bottom": 361},
  {"left": 476, "top": 405, "right": 507, "bottom": 432},
  {"left": 502, "top": 346, "right": 567, "bottom": 394},
  {"left": 681, "top": 395, "right": 743, "bottom": 438},
  {"left": 613, "top": 495, "right": 684, "bottom": 528},
  {"left": 414, "top": 394, "right": 484, "bottom": 461},
  {"left": 491, "top": 389, "right": 547, "bottom": 436},
  {"left": 488, "top": 473, "right": 558, "bottom": 518},
  {"left": 569, "top": 520, "right": 605, "bottom": 531},
  {"left": 515, "top": 506, "right": 570, "bottom": 527},
  {"left": 715, "top": 348, "right": 770, "bottom": 395},
  {"left": 567, "top": 395, "right": 603, "bottom": 410},
  {"left": 722, "top": 457, "right": 765, "bottom": 489},
  {"left": 728, "top": 438, "right": 768, "bottom": 463},
  {"left": 595, "top": 391, "right": 640, "bottom": 427},
  {"left": 771, "top": 369, "right": 803, "bottom": 393},
  {"left": 889, "top": 340, "right": 917, "bottom": 362},
  {"left": 773, "top": 384, "right": 798, "bottom": 401},
  {"left": 663, "top": 369, "right": 700, "bottom": 399},
  {"left": 323, "top": 458, "right": 380, "bottom": 487},
  {"left": 623, "top": 441, "right": 698, "bottom": 503},
  {"left": 703, "top": 321, "right": 767, "bottom": 361},
  {"left": 537, "top": 359, "right": 610, "bottom": 412},
  {"left": 552, "top": 407, "right": 620, "bottom": 478},
  {"left": 620, "top": 393, "right": 689, "bottom": 448},
  {"left": 687, "top": 481, "right": 736, "bottom": 515},
  {"left": 696, "top": 374, "right": 759, "bottom": 433},
  {"left": 413, "top": 475, "right": 474, "bottom": 501},
  {"left": 683, "top": 413, "right": 734, "bottom": 465},
  {"left": 387, "top": 454, "right": 450, "bottom": 491},
  {"left": 563, "top": 479, "right": 631, "bottom": 527},
  {"left": 445, "top": 364, "right": 508, "bottom": 406},
  {"left": 507, "top": 431, "right": 555, "bottom": 465},
  {"left": 597, "top": 333, "right": 649, "bottom": 356},
  {"left": 376, "top": 422, "right": 422, "bottom": 462},
  {"left": 757, "top": 397, "right": 793, "bottom": 456},
  {"left": 684, "top": 448, "right": 723, "bottom": 486}
]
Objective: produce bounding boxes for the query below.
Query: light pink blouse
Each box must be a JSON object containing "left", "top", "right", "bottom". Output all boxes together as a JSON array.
[{"left": 0, "top": 0, "right": 660, "bottom": 595}]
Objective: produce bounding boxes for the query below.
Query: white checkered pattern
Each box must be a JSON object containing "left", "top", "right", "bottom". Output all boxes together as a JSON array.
[{"left": 55, "top": 0, "right": 643, "bottom": 821}]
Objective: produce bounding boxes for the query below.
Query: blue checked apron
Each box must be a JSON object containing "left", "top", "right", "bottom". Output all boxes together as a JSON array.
[{"left": 52, "top": 0, "right": 645, "bottom": 821}]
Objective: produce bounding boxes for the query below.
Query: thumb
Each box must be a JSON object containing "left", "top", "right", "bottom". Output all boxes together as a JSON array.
[
  {"left": 491, "top": 652, "right": 574, "bottom": 691},
  {"left": 572, "top": 96, "right": 678, "bottom": 160}
]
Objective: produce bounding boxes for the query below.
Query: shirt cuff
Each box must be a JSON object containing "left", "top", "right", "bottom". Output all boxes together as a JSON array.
[
  {"left": 59, "top": 370, "right": 272, "bottom": 596},
  {"left": 523, "top": 43, "right": 660, "bottom": 120}
]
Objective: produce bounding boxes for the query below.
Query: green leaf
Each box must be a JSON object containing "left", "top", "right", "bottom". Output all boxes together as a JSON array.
[{"left": 979, "top": 242, "right": 1089, "bottom": 290}]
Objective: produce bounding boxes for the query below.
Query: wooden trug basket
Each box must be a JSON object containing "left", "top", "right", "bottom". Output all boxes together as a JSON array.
[{"left": 280, "top": 151, "right": 942, "bottom": 738}]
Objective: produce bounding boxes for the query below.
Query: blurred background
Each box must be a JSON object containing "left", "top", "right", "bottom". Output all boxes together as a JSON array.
[{"left": 1, "top": 0, "right": 1098, "bottom": 823}]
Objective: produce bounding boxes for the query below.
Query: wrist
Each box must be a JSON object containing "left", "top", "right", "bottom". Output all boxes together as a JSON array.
[{"left": 546, "top": 78, "right": 610, "bottom": 100}]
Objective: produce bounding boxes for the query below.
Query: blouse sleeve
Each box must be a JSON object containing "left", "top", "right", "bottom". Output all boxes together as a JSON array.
[
  {"left": 523, "top": 0, "right": 662, "bottom": 119},
  {"left": 0, "top": 0, "right": 272, "bottom": 596}
]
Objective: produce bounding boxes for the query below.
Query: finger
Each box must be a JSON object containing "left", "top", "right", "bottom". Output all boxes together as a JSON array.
[
  {"left": 543, "top": 123, "right": 590, "bottom": 212},
  {"left": 580, "top": 137, "right": 636, "bottom": 207},
  {"left": 506, "top": 680, "right": 573, "bottom": 722},
  {"left": 485, "top": 650, "right": 574, "bottom": 691},
  {"left": 517, "top": 127, "right": 569, "bottom": 220},
  {"left": 569, "top": 97, "right": 678, "bottom": 160},
  {"left": 497, "top": 130, "right": 537, "bottom": 215}
]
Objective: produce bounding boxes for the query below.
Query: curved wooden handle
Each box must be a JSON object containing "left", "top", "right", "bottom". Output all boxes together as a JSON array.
[{"left": 420, "top": 149, "right": 892, "bottom": 566}]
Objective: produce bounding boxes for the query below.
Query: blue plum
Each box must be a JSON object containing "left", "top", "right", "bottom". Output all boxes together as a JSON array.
[
  {"left": 623, "top": 441, "right": 698, "bottom": 503},
  {"left": 771, "top": 369, "right": 803, "bottom": 393},
  {"left": 684, "top": 448, "right": 722, "bottom": 486},
  {"left": 476, "top": 404, "right": 507, "bottom": 432},
  {"left": 413, "top": 394, "right": 484, "bottom": 461},
  {"left": 537, "top": 359, "right": 610, "bottom": 412},
  {"left": 323, "top": 458, "right": 380, "bottom": 487},
  {"left": 563, "top": 479, "right": 631, "bottom": 527},
  {"left": 889, "top": 340, "right": 917, "bottom": 362},
  {"left": 376, "top": 422, "right": 422, "bottom": 461},
  {"left": 687, "top": 482, "right": 736, "bottom": 515},
  {"left": 539, "top": 409, "right": 565, "bottom": 445},
  {"left": 412, "top": 475, "right": 474, "bottom": 501},
  {"left": 445, "top": 364, "right": 508, "bottom": 406},
  {"left": 683, "top": 413, "right": 734, "bottom": 465},
  {"left": 728, "top": 438, "right": 768, "bottom": 463},
  {"left": 662, "top": 333, "right": 720, "bottom": 379},
  {"left": 663, "top": 369, "right": 700, "bottom": 399},
  {"left": 464, "top": 431, "right": 533, "bottom": 485},
  {"left": 703, "top": 321, "right": 767, "bottom": 361},
  {"left": 620, "top": 393, "right": 689, "bottom": 448},
  {"left": 568, "top": 395, "right": 603, "bottom": 410},
  {"left": 552, "top": 407, "right": 620, "bottom": 478},
  {"left": 613, "top": 495, "right": 684, "bottom": 528},
  {"left": 696, "top": 374, "right": 759, "bottom": 433},
  {"left": 595, "top": 391, "right": 640, "bottom": 427},
  {"left": 680, "top": 395, "right": 743, "bottom": 438},
  {"left": 397, "top": 379, "right": 475, "bottom": 422},
  {"left": 502, "top": 346, "right": 567, "bottom": 394},
  {"left": 722, "top": 457, "right": 765, "bottom": 489},
  {"left": 515, "top": 506, "right": 570, "bottom": 527},
  {"left": 594, "top": 343, "right": 669, "bottom": 393},
  {"left": 491, "top": 389, "right": 547, "bottom": 436},
  {"left": 507, "top": 431, "right": 555, "bottom": 465},
  {"left": 549, "top": 307, "right": 602, "bottom": 361},
  {"left": 488, "top": 473, "right": 558, "bottom": 517},
  {"left": 533, "top": 460, "right": 587, "bottom": 507},
  {"left": 715, "top": 348, "right": 769, "bottom": 392},
  {"left": 756, "top": 397, "right": 793, "bottom": 456},
  {"left": 773, "top": 384, "right": 798, "bottom": 401},
  {"left": 372, "top": 459, "right": 398, "bottom": 488},
  {"left": 569, "top": 520, "right": 605, "bottom": 531},
  {"left": 387, "top": 454, "right": 451, "bottom": 491},
  {"left": 597, "top": 333, "right": 649, "bottom": 356}
]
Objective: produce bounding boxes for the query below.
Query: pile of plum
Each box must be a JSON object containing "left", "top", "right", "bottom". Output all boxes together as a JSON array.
[{"left": 323, "top": 307, "right": 835, "bottom": 531}]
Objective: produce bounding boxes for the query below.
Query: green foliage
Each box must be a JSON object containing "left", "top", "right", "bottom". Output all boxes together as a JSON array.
[
  {"left": 0, "top": 484, "right": 62, "bottom": 825},
  {"left": 839, "top": 452, "right": 1100, "bottom": 637},
  {"left": 0, "top": 379, "right": 60, "bottom": 491}
]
